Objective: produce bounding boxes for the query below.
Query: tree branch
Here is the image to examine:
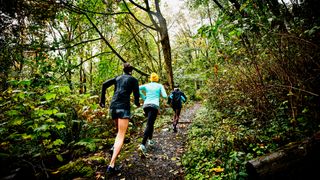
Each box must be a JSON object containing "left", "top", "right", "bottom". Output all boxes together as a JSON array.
[
  {"left": 267, "top": 84, "right": 319, "bottom": 97},
  {"left": 84, "top": 13, "right": 149, "bottom": 76},
  {"left": 60, "top": 1, "right": 129, "bottom": 16},
  {"left": 47, "top": 38, "right": 102, "bottom": 51},
  {"left": 127, "top": 0, "right": 156, "bottom": 15},
  {"left": 61, "top": 0, "right": 149, "bottom": 76},
  {"left": 212, "top": 0, "right": 226, "bottom": 12},
  {"left": 122, "top": 0, "right": 157, "bottom": 30},
  {"left": 57, "top": 51, "right": 111, "bottom": 81}
]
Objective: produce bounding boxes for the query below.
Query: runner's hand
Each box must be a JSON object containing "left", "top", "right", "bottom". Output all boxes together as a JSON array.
[{"left": 99, "top": 102, "right": 105, "bottom": 108}]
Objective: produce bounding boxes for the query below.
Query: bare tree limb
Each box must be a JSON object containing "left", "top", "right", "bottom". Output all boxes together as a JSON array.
[
  {"left": 57, "top": 51, "right": 111, "bottom": 81},
  {"left": 127, "top": 0, "right": 156, "bottom": 16},
  {"left": 47, "top": 38, "right": 102, "bottom": 51},
  {"left": 84, "top": 13, "right": 148, "bottom": 76},
  {"left": 59, "top": 1, "right": 129, "bottom": 16},
  {"left": 212, "top": 0, "right": 226, "bottom": 12},
  {"left": 60, "top": 1, "right": 149, "bottom": 76},
  {"left": 267, "top": 84, "right": 319, "bottom": 97},
  {"left": 122, "top": 0, "right": 157, "bottom": 30}
]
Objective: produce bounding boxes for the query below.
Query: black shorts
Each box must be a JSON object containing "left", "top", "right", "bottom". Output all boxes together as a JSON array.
[
  {"left": 110, "top": 109, "right": 131, "bottom": 119},
  {"left": 171, "top": 105, "right": 182, "bottom": 111}
]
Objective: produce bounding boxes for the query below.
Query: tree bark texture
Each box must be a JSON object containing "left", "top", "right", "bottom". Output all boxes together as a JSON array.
[
  {"left": 158, "top": 16, "right": 174, "bottom": 89},
  {"left": 150, "top": 0, "right": 174, "bottom": 89},
  {"left": 129, "top": 0, "right": 174, "bottom": 89},
  {"left": 246, "top": 131, "right": 320, "bottom": 180}
]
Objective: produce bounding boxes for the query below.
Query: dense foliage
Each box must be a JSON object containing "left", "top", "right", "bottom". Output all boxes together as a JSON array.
[
  {"left": 0, "top": 0, "right": 319, "bottom": 179},
  {"left": 179, "top": 0, "right": 320, "bottom": 179}
]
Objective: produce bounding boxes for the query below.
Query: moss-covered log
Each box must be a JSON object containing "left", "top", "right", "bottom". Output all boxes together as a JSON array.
[{"left": 246, "top": 132, "right": 320, "bottom": 180}]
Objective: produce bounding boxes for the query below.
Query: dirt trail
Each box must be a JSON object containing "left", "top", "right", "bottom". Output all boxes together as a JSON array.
[{"left": 107, "top": 103, "right": 202, "bottom": 180}]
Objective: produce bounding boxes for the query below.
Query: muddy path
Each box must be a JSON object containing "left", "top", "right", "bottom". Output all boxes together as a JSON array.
[{"left": 106, "top": 103, "right": 202, "bottom": 180}]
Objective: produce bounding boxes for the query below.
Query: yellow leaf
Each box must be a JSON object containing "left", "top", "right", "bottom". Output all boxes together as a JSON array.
[{"left": 212, "top": 166, "right": 224, "bottom": 173}]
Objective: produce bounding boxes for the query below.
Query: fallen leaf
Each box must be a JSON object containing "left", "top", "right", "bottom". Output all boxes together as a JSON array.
[{"left": 211, "top": 166, "right": 224, "bottom": 173}]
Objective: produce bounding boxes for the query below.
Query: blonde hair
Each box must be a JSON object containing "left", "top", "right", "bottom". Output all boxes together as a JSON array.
[{"left": 150, "top": 73, "right": 159, "bottom": 82}]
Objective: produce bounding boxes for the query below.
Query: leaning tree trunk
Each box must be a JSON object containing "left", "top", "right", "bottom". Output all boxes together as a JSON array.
[
  {"left": 154, "top": 0, "right": 174, "bottom": 89},
  {"left": 122, "top": 0, "right": 174, "bottom": 87},
  {"left": 158, "top": 18, "right": 174, "bottom": 89}
]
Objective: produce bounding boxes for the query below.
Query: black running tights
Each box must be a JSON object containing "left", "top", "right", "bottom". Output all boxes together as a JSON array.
[{"left": 142, "top": 107, "right": 158, "bottom": 145}]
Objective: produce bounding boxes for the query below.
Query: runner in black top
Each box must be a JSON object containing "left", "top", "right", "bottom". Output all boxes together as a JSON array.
[
  {"left": 167, "top": 85, "right": 187, "bottom": 133},
  {"left": 99, "top": 63, "right": 140, "bottom": 175}
]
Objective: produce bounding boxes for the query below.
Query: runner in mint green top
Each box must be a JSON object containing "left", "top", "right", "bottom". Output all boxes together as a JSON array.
[
  {"left": 139, "top": 82, "right": 167, "bottom": 108},
  {"left": 138, "top": 73, "right": 167, "bottom": 156}
]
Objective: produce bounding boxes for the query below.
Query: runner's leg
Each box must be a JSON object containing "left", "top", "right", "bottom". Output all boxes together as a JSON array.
[
  {"left": 109, "top": 118, "right": 129, "bottom": 167},
  {"left": 176, "top": 108, "right": 181, "bottom": 125},
  {"left": 142, "top": 107, "right": 158, "bottom": 145}
]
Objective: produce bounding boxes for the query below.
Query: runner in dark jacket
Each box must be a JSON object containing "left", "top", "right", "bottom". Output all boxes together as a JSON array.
[
  {"left": 99, "top": 63, "right": 140, "bottom": 176},
  {"left": 100, "top": 72, "right": 140, "bottom": 110},
  {"left": 167, "top": 85, "right": 187, "bottom": 133}
]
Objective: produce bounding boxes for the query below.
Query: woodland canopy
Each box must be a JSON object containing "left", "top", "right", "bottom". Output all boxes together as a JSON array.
[{"left": 0, "top": 0, "right": 319, "bottom": 179}]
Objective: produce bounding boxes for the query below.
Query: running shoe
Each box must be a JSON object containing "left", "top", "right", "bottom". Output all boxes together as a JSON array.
[
  {"left": 138, "top": 144, "right": 147, "bottom": 157},
  {"left": 173, "top": 125, "right": 178, "bottom": 133},
  {"left": 147, "top": 139, "right": 156, "bottom": 146},
  {"left": 106, "top": 165, "right": 121, "bottom": 176}
]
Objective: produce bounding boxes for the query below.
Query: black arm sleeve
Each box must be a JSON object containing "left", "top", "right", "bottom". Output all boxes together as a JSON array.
[
  {"left": 167, "top": 92, "right": 172, "bottom": 104},
  {"left": 132, "top": 79, "right": 140, "bottom": 106},
  {"left": 100, "top": 78, "right": 116, "bottom": 105}
]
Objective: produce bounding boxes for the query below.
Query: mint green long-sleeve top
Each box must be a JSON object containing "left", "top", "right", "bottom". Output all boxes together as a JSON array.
[{"left": 139, "top": 82, "right": 167, "bottom": 108}]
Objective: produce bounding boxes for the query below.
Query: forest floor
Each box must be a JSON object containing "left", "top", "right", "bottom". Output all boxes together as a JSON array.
[{"left": 102, "top": 102, "right": 202, "bottom": 180}]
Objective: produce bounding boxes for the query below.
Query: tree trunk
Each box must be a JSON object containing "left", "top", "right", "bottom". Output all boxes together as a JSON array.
[
  {"left": 246, "top": 132, "right": 320, "bottom": 180},
  {"left": 154, "top": 1, "right": 174, "bottom": 89},
  {"left": 79, "top": 62, "right": 84, "bottom": 94},
  {"left": 89, "top": 52, "right": 93, "bottom": 89},
  {"left": 158, "top": 22, "right": 173, "bottom": 89}
]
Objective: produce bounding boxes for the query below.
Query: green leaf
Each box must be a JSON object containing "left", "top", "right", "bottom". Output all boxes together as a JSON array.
[
  {"left": 34, "top": 124, "right": 50, "bottom": 132},
  {"left": 55, "top": 122, "right": 66, "bottom": 130},
  {"left": 6, "top": 110, "right": 20, "bottom": 116},
  {"left": 44, "top": 93, "right": 56, "bottom": 100},
  {"left": 54, "top": 113, "right": 67, "bottom": 118},
  {"left": 11, "top": 118, "right": 23, "bottom": 126},
  {"left": 22, "top": 133, "right": 33, "bottom": 140},
  {"left": 56, "top": 154, "right": 64, "bottom": 162},
  {"left": 302, "top": 108, "right": 308, "bottom": 113},
  {"left": 75, "top": 138, "right": 102, "bottom": 151},
  {"left": 53, "top": 139, "right": 64, "bottom": 146},
  {"left": 236, "top": 28, "right": 243, "bottom": 36},
  {"left": 41, "top": 132, "right": 51, "bottom": 138},
  {"left": 57, "top": 86, "right": 71, "bottom": 93},
  {"left": 239, "top": 0, "right": 250, "bottom": 11},
  {"left": 0, "top": 153, "right": 10, "bottom": 158},
  {"left": 7, "top": 80, "right": 19, "bottom": 86},
  {"left": 91, "top": 104, "right": 98, "bottom": 110},
  {"left": 19, "top": 80, "right": 32, "bottom": 86},
  {"left": 43, "top": 109, "right": 58, "bottom": 115}
]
